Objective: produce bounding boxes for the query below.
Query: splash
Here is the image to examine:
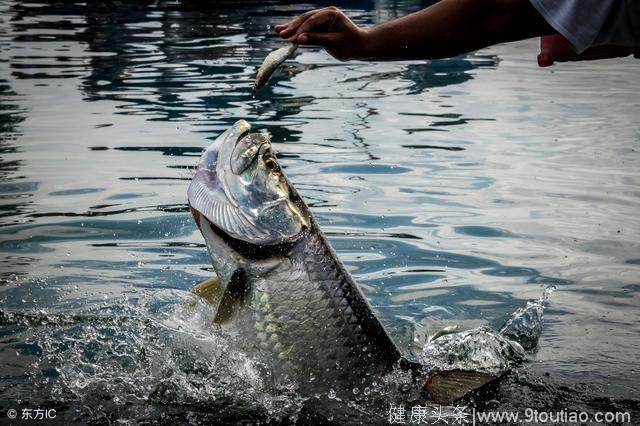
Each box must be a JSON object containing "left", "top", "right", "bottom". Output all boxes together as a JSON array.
[
  {"left": 1, "top": 286, "right": 558, "bottom": 422},
  {"left": 500, "top": 285, "right": 555, "bottom": 350},
  {"left": 419, "top": 286, "right": 555, "bottom": 378},
  {"left": 4, "top": 291, "right": 308, "bottom": 423}
]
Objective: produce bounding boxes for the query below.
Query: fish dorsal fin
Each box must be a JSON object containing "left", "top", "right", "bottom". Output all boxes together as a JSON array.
[
  {"left": 425, "top": 370, "right": 497, "bottom": 404},
  {"left": 188, "top": 176, "right": 270, "bottom": 242}
]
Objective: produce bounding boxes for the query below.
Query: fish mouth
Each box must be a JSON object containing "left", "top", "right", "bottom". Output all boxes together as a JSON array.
[
  {"left": 229, "top": 129, "right": 272, "bottom": 176},
  {"left": 188, "top": 119, "right": 305, "bottom": 247}
]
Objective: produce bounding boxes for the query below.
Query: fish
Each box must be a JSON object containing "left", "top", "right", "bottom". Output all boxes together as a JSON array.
[
  {"left": 187, "top": 119, "right": 552, "bottom": 400},
  {"left": 188, "top": 119, "right": 403, "bottom": 386},
  {"left": 252, "top": 44, "right": 298, "bottom": 93}
]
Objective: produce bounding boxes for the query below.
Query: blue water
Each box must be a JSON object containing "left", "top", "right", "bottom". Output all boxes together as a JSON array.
[{"left": 1, "top": 1, "right": 639, "bottom": 423}]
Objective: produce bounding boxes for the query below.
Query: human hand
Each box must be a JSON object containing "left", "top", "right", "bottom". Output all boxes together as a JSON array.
[
  {"left": 274, "top": 6, "right": 369, "bottom": 61},
  {"left": 538, "top": 34, "right": 640, "bottom": 67}
]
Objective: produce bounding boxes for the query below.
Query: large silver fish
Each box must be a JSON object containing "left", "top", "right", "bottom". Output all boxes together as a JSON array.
[
  {"left": 188, "top": 119, "right": 403, "bottom": 386},
  {"left": 187, "top": 120, "right": 550, "bottom": 402}
]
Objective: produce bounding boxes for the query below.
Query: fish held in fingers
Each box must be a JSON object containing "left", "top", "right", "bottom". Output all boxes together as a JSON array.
[{"left": 252, "top": 44, "right": 298, "bottom": 93}]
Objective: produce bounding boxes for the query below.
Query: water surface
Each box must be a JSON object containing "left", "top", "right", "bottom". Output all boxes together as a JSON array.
[{"left": 1, "top": 0, "right": 639, "bottom": 423}]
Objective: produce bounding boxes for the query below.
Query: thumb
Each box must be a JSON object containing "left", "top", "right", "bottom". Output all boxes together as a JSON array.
[{"left": 297, "top": 31, "right": 337, "bottom": 47}]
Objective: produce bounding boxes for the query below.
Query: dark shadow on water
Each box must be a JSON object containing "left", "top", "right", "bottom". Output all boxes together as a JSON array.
[{"left": 0, "top": 79, "right": 33, "bottom": 282}]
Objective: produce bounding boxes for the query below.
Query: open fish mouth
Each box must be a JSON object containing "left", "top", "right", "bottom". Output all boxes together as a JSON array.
[{"left": 228, "top": 130, "right": 276, "bottom": 179}]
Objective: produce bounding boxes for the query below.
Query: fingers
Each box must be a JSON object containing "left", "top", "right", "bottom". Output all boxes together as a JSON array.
[
  {"left": 294, "top": 9, "right": 339, "bottom": 38},
  {"left": 295, "top": 31, "right": 338, "bottom": 47},
  {"left": 275, "top": 7, "right": 339, "bottom": 39},
  {"left": 275, "top": 9, "right": 317, "bottom": 38}
]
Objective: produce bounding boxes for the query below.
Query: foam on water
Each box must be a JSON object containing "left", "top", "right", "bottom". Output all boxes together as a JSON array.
[{"left": 418, "top": 286, "right": 555, "bottom": 379}]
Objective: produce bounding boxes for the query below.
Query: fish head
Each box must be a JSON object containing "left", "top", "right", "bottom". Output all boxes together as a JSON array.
[{"left": 188, "top": 119, "right": 308, "bottom": 248}]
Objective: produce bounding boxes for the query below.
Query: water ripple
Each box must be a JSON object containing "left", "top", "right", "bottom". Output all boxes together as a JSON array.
[{"left": 1, "top": 0, "right": 639, "bottom": 421}]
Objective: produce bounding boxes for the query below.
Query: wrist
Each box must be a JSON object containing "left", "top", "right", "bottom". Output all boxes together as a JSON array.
[{"left": 357, "top": 26, "right": 376, "bottom": 60}]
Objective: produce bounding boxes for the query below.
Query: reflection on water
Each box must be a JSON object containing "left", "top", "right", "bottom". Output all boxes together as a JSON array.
[
  {"left": 0, "top": 80, "right": 27, "bottom": 229},
  {"left": 1, "top": 0, "right": 639, "bottom": 423}
]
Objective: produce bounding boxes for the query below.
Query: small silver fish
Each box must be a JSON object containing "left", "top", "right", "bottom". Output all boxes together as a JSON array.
[{"left": 252, "top": 44, "right": 298, "bottom": 93}]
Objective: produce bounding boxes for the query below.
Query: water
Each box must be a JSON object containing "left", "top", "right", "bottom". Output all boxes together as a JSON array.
[{"left": 1, "top": 0, "right": 639, "bottom": 423}]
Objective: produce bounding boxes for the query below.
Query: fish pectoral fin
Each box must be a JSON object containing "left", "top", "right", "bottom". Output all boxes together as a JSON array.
[
  {"left": 191, "top": 275, "right": 225, "bottom": 306},
  {"left": 190, "top": 271, "right": 250, "bottom": 325},
  {"left": 212, "top": 269, "right": 250, "bottom": 325},
  {"left": 425, "top": 370, "right": 497, "bottom": 404}
]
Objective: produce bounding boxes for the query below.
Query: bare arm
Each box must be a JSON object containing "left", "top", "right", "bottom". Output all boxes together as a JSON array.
[{"left": 275, "top": 0, "right": 555, "bottom": 61}]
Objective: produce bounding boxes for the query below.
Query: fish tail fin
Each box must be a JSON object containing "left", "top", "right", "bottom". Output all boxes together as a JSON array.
[{"left": 425, "top": 370, "right": 497, "bottom": 404}]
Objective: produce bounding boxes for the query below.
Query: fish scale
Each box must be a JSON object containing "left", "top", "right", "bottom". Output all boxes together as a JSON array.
[{"left": 229, "top": 226, "right": 402, "bottom": 385}]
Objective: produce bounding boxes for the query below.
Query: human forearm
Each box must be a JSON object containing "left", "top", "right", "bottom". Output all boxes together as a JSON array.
[
  {"left": 362, "top": 0, "right": 554, "bottom": 60},
  {"left": 277, "top": 0, "right": 555, "bottom": 61}
]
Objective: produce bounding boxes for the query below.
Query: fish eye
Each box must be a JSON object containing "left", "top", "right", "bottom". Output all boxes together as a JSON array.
[{"left": 264, "top": 157, "right": 278, "bottom": 171}]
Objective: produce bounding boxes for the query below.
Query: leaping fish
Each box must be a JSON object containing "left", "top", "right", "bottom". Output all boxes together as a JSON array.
[
  {"left": 187, "top": 119, "right": 553, "bottom": 403},
  {"left": 252, "top": 44, "right": 298, "bottom": 93}
]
